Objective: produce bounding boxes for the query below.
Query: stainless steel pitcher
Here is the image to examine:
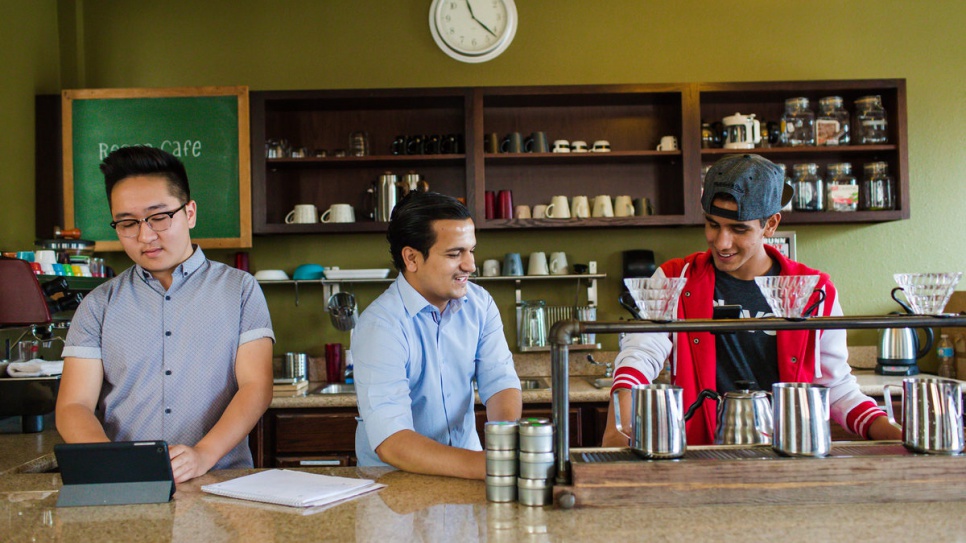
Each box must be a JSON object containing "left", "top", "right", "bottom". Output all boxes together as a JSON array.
[
  {"left": 884, "top": 377, "right": 964, "bottom": 454},
  {"left": 613, "top": 383, "right": 688, "bottom": 459},
  {"left": 772, "top": 382, "right": 831, "bottom": 457}
]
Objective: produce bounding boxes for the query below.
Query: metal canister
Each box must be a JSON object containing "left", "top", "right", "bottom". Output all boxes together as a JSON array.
[
  {"left": 485, "top": 449, "right": 518, "bottom": 477},
  {"left": 373, "top": 172, "right": 399, "bottom": 222},
  {"left": 485, "top": 475, "right": 517, "bottom": 503},
  {"left": 517, "top": 477, "right": 553, "bottom": 506},
  {"left": 484, "top": 420, "right": 519, "bottom": 451},
  {"left": 518, "top": 418, "right": 553, "bottom": 453},
  {"left": 518, "top": 451, "right": 555, "bottom": 480}
]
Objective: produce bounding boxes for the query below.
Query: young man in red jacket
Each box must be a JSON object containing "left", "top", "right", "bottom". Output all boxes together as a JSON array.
[{"left": 602, "top": 154, "right": 902, "bottom": 447}]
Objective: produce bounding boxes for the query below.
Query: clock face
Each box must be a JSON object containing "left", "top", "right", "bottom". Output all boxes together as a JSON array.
[{"left": 430, "top": 0, "right": 517, "bottom": 63}]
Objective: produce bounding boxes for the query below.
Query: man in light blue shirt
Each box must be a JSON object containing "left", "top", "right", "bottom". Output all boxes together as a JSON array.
[{"left": 353, "top": 192, "right": 521, "bottom": 479}]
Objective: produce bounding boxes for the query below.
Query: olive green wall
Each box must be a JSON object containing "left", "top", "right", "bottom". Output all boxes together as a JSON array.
[{"left": 3, "top": 1, "right": 965, "bottom": 355}]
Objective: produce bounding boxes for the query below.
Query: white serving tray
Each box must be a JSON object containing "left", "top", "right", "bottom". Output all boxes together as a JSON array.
[{"left": 323, "top": 269, "right": 391, "bottom": 280}]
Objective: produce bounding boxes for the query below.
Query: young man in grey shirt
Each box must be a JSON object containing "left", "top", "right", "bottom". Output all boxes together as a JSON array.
[{"left": 57, "top": 146, "right": 274, "bottom": 483}]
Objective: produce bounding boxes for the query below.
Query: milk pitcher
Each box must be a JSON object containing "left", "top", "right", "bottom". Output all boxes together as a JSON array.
[
  {"left": 612, "top": 383, "right": 688, "bottom": 459},
  {"left": 884, "top": 378, "right": 964, "bottom": 454},
  {"left": 772, "top": 383, "right": 831, "bottom": 457}
]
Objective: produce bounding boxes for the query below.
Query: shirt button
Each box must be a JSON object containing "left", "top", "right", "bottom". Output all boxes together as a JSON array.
[
  {"left": 165, "top": 370, "right": 172, "bottom": 375},
  {"left": 165, "top": 296, "right": 171, "bottom": 301},
  {"left": 693, "top": 338, "right": 700, "bottom": 344},
  {"left": 165, "top": 408, "right": 172, "bottom": 414},
  {"left": 165, "top": 331, "right": 172, "bottom": 337}
]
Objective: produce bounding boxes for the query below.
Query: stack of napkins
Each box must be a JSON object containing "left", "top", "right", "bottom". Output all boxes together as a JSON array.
[{"left": 201, "top": 469, "right": 383, "bottom": 508}]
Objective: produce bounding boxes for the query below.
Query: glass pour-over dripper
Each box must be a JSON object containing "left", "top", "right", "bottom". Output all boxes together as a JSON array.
[
  {"left": 754, "top": 275, "right": 822, "bottom": 318},
  {"left": 622, "top": 277, "right": 687, "bottom": 321},
  {"left": 893, "top": 272, "right": 962, "bottom": 315}
]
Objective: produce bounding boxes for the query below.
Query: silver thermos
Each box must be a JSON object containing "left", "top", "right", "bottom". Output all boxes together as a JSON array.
[{"left": 373, "top": 172, "right": 399, "bottom": 222}]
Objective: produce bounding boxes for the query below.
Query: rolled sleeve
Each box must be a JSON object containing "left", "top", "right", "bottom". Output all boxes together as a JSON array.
[
  {"left": 475, "top": 294, "right": 520, "bottom": 402},
  {"left": 354, "top": 317, "right": 416, "bottom": 452}
]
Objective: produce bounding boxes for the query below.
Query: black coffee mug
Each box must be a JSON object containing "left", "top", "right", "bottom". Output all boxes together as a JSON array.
[
  {"left": 441, "top": 134, "right": 462, "bottom": 154},
  {"left": 391, "top": 135, "right": 406, "bottom": 155},
  {"left": 406, "top": 135, "right": 425, "bottom": 155},
  {"left": 425, "top": 134, "right": 441, "bottom": 154}
]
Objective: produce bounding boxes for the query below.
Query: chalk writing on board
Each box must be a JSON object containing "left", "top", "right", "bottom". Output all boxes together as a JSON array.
[{"left": 98, "top": 141, "right": 204, "bottom": 159}]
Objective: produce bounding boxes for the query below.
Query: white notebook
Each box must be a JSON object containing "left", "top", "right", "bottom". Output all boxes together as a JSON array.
[{"left": 201, "top": 469, "right": 384, "bottom": 508}]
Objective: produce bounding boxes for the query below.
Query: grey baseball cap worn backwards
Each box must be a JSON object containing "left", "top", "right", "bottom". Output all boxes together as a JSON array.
[{"left": 701, "top": 154, "right": 794, "bottom": 221}]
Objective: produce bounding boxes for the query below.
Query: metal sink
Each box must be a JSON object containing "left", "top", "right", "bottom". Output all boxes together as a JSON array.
[
  {"left": 311, "top": 383, "right": 356, "bottom": 395},
  {"left": 587, "top": 377, "right": 613, "bottom": 389},
  {"left": 519, "top": 377, "right": 551, "bottom": 390}
]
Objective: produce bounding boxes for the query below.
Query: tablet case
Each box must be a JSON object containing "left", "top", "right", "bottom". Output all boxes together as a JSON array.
[{"left": 55, "top": 441, "right": 175, "bottom": 507}]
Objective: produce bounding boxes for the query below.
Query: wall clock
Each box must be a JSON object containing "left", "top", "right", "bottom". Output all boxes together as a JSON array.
[{"left": 429, "top": 0, "right": 518, "bottom": 63}]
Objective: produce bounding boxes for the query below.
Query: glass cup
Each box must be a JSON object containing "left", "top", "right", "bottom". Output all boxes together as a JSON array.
[{"left": 349, "top": 131, "right": 369, "bottom": 157}]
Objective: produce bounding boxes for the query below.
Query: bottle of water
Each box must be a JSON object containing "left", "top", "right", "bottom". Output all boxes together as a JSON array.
[
  {"left": 343, "top": 350, "right": 354, "bottom": 384},
  {"left": 937, "top": 334, "right": 956, "bottom": 379}
]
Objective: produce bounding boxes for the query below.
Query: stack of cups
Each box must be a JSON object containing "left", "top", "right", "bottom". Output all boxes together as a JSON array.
[
  {"left": 517, "top": 418, "right": 554, "bottom": 506},
  {"left": 485, "top": 421, "right": 519, "bottom": 503}
]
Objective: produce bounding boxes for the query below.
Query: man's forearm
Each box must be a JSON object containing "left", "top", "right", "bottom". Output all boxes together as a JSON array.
[
  {"left": 376, "top": 429, "right": 487, "bottom": 479},
  {"left": 55, "top": 404, "right": 110, "bottom": 443},
  {"left": 193, "top": 382, "right": 272, "bottom": 468}
]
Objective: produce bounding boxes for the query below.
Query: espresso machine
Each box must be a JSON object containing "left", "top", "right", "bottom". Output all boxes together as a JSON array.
[{"left": 0, "top": 257, "right": 79, "bottom": 433}]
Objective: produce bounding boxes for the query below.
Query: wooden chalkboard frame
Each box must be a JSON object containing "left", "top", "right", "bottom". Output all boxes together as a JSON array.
[{"left": 62, "top": 86, "right": 251, "bottom": 251}]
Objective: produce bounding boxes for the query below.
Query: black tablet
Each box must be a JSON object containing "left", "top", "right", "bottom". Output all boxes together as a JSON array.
[{"left": 55, "top": 441, "right": 175, "bottom": 507}]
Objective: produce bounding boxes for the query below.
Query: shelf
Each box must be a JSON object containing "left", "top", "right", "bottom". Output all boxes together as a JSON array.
[
  {"left": 251, "top": 80, "right": 908, "bottom": 234},
  {"left": 255, "top": 273, "right": 606, "bottom": 286}
]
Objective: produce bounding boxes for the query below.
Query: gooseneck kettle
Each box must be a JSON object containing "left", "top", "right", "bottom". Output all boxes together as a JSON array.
[{"left": 876, "top": 287, "right": 934, "bottom": 376}]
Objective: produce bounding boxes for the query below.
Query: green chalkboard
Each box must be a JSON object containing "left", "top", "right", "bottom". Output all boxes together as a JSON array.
[{"left": 63, "top": 87, "right": 251, "bottom": 251}]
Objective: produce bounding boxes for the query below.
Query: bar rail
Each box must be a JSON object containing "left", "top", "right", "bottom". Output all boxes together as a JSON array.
[{"left": 550, "top": 314, "right": 966, "bottom": 484}]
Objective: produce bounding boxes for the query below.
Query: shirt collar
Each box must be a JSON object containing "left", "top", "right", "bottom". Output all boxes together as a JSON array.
[
  {"left": 136, "top": 244, "right": 205, "bottom": 282},
  {"left": 395, "top": 274, "right": 467, "bottom": 317}
]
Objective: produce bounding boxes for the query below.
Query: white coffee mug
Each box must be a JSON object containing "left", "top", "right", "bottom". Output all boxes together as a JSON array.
[
  {"left": 514, "top": 205, "right": 532, "bottom": 219},
  {"left": 321, "top": 203, "right": 355, "bottom": 223},
  {"left": 533, "top": 204, "right": 549, "bottom": 219},
  {"left": 591, "top": 140, "right": 611, "bottom": 152},
  {"left": 482, "top": 259, "right": 501, "bottom": 277},
  {"left": 592, "top": 195, "right": 614, "bottom": 217},
  {"left": 571, "top": 140, "right": 588, "bottom": 153},
  {"left": 549, "top": 252, "right": 569, "bottom": 275},
  {"left": 570, "top": 195, "right": 590, "bottom": 219},
  {"left": 657, "top": 135, "right": 678, "bottom": 151},
  {"left": 285, "top": 204, "right": 318, "bottom": 224},
  {"left": 34, "top": 250, "right": 56, "bottom": 265},
  {"left": 614, "top": 195, "right": 634, "bottom": 217},
  {"left": 528, "top": 252, "right": 549, "bottom": 276},
  {"left": 552, "top": 139, "right": 571, "bottom": 153},
  {"left": 545, "top": 195, "right": 571, "bottom": 219}
]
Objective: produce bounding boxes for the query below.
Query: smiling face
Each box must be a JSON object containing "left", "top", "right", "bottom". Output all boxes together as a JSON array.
[
  {"left": 110, "top": 174, "right": 196, "bottom": 289},
  {"left": 401, "top": 218, "right": 477, "bottom": 312},
  {"left": 704, "top": 197, "right": 780, "bottom": 280}
]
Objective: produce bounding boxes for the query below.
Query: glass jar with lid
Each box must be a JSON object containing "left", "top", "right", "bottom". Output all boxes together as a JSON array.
[
  {"left": 825, "top": 163, "right": 858, "bottom": 212},
  {"left": 780, "top": 97, "right": 815, "bottom": 147},
  {"left": 777, "top": 163, "right": 793, "bottom": 212},
  {"left": 816, "top": 96, "right": 850, "bottom": 146},
  {"left": 860, "top": 161, "right": 894, "bottom": 210},
  {"left": 791, "top": 163, "right": 824, "bottom": 211},
  {"left": 854, "top": 95, "right": 888, "bottom": 144}
]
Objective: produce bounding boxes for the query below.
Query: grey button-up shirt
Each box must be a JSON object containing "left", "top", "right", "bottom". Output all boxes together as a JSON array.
[{"left": 63, "top": 247, "right": 274, "bottom": 469}]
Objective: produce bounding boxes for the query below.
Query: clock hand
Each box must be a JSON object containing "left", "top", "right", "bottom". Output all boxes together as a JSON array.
[{"left": 465, "top": 0, "right": 498, "bottom": 37}]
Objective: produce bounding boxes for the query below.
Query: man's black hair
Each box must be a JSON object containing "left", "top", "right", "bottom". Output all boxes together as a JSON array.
[
  {"left": 386, "top": 191, "right": 472, "bottom": 271},
  {"left": 100, "top": 146, "right": 190, "bottom": 206}
]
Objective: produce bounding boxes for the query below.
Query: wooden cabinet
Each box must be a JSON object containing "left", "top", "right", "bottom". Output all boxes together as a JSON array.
[
  {"left": 475, "top": 403, "right": 605, "bottom": 448},
  {"left": 251, "top": 407, "right": 359, "bottom": 468},
  {"left": 250, "top": 79, "right": 908, "bottom": 234}
]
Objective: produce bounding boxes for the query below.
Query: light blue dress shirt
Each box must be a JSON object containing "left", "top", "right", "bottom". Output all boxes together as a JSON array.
[{"left": 353, "top": 276, "right": 520, "bottom": 467}]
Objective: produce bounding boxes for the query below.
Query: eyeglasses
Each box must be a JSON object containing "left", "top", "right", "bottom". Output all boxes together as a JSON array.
[{"left": 110, "top": 203, "right": 187, "bottom": 238}]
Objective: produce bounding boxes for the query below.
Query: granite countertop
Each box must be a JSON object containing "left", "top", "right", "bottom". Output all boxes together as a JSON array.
[
  {"left": 0, "top": 430, "right": 62, "bottom": 476},
  {"left": 4, "top": 466, "right": 966, "bottom": 542}
]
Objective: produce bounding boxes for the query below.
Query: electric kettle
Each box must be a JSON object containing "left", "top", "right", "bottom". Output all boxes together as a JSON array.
[
  {"left": 722, "top": 112, "right": 762, "bottom": 149},
  {"left": 876, "top": 287, "right": 934, "bottom": 376}
]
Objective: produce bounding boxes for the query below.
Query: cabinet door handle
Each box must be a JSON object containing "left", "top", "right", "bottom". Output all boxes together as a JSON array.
[{"left": 299, "top": 459, "right": 342, "bottom": 466}]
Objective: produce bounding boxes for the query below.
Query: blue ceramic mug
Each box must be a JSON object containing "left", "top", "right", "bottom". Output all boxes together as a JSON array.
[{"left": 503, "top": 253, "right": 523, "bottom": 276}]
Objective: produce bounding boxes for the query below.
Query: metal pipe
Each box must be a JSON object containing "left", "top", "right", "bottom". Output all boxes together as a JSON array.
[{"left": 549, "top": 313, "right": 966, "bottom": 485}]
